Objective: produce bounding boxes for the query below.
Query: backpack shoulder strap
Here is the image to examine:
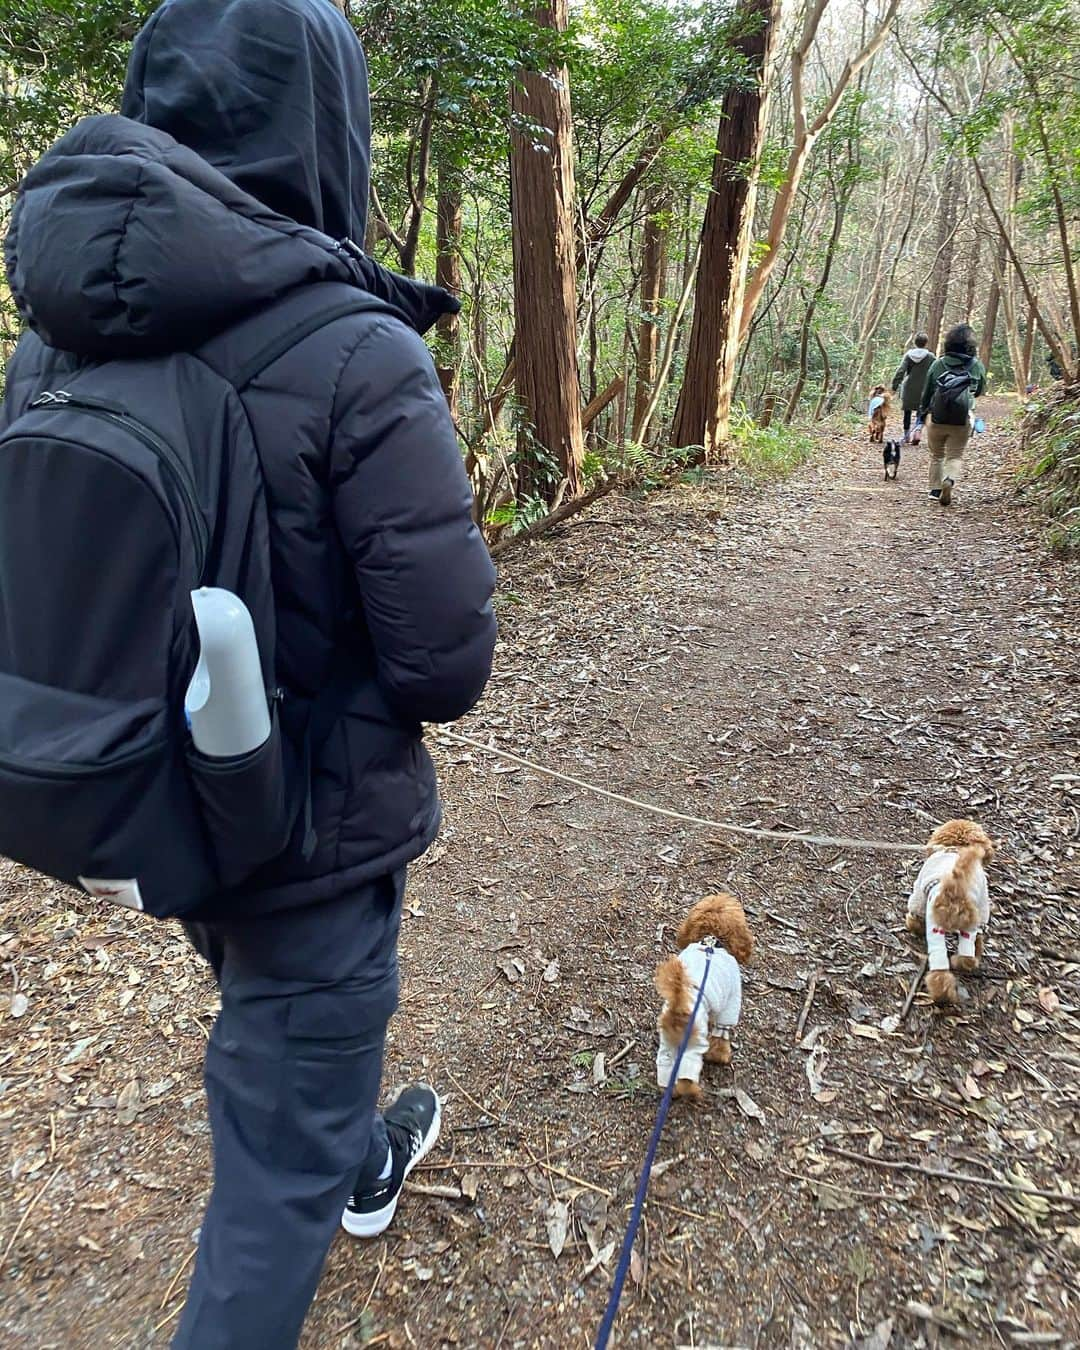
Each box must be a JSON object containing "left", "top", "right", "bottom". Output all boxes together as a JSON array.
[{"left": 197, "top": 288, "right": 406, "bottom": 393}]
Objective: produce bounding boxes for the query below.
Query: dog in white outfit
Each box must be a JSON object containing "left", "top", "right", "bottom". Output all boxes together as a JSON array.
[
  {"left": 655, "top": 894, "right": 753, "bottom": 1101},
  {"left": 906, "top": 819, "right": 994, "bottom": 1004}
]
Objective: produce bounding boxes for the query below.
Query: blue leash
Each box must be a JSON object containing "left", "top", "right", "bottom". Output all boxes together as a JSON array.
[{"left": 594, "top": 945, "right": 714, "bottom": 1350}]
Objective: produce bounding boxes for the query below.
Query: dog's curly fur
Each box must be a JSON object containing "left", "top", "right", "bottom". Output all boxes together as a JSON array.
[
  {"left": 655, "top": 894, "right": 753, "bottom": 1101},
  {"left": 675, "top": 894, "right": 754, "bottom": 963},
  {"left": 910, "top": 820, "right": 995, "bottom": 1005}
]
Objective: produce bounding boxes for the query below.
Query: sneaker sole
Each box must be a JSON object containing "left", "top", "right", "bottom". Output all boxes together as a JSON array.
[{"left": 341, "top": 1092, "right": 443, "bottom": 1239}]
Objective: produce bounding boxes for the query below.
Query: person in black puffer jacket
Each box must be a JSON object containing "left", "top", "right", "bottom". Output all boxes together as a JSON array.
[{"left": 1, "top": 2, "right": 496, "bottom": 1345}]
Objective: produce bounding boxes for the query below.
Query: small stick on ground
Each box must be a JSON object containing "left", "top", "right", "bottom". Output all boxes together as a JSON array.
[
  {"left": 795, "top": 969, "right": 821, "bottom": 1042},
  {"left": 607, "top": 1039, "right": 635, "bottom": 1071},
  {"left": 404, "top": 1180, "right": 466, "bottom": 1201},
  {"left": 445, "top": 1068, "right": 506, "bottom": 1124},
  {"left": 152, "top": 1303, "right": 184, "bottom": 1335},
  {"left": 159, "top": 1247, "right": 197, "bottom": 1310},
  {"left": 900, "top": 956, "right": 929, "bottom": 1021},
  {"left": 822, "top": 1145, "right": 1080, "bottom": 1204},
  {"left": 1, "top": 1166, "right": 60, "bottom": 1267}
]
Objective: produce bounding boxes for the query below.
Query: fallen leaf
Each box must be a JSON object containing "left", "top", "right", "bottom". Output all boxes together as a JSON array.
[
  {"left": 868, "top": 1130, "right": 884, "bottom": 1157},
  {"left": 629, "top": 1245, "right": 645, "bottom": 1285},
  {"left": 543, "top": 959, "right": 561, "bottom": 984},
  {"left": 733, "top": 1087, "right": 766, "bottom": 1122},
  {"left": 9, "top": 992, "right": 29, "bottom": 1018},
  {"left": 117, "top": 1079, "right": 141, "bottom": 1126},
  {"left": 545, "top": 1200, "right": 570, "bottom": 1259},
  {"left": 960, "top": 1074, "right": 984, "bottom": 1102},
  {"left": 805, "top": 1044, "right": 829, "bottom": 1098},
  {"left": 857, "top": 1316, "right": 894, "bottom": 1350},
  {"left": 1038, "top": 986, "right": 1061, "bottom": 1015},
  {"left": 77, "top": 1235, "right": 104, "bottom": 1253},
  {"left": 582, "top": 1241, "right": 615, "bottom": 1278},
  {"left": 850, "top": 1023, "right": 882, "bottom": 1041},
  {"left": 726, "top": 1204, "right": 766, "bottom": 1254},
  {"left": 592, "top": 1053, "right": 607, "bottom": 1086},
  {"left": 460, "top": 1173, "right": 479, "bottom": 1202},
  {"left": 496, "top": 954, "right": 525, "bottom": 983},
  {"left": 809, "top": 1181, "right": 856, "bottom": 1211}
]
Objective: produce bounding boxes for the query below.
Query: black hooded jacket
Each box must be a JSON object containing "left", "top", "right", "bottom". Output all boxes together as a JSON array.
[{"left": 2, "top": 0, "right": 497, "bottom": 913}]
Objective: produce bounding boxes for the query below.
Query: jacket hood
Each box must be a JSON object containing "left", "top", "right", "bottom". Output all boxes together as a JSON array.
[
  {"left": 942, "top": 350, "right": 976, "bottom": 367},
  {"left": 121, "top": 0, "right": 370, "bottom": 243},
  {"left": 5, "top": 116, "right": 456, "bottom": 358},
  {"left": 905, "top": 347, "right": 932, "bottom": 362}
]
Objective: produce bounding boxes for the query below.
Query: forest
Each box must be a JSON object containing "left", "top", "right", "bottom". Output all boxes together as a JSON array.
[
  {"left": 1, "top": 2, "right": 1079, "bottom": 1348},
  {"left": 2, "top": 0, "right": 1079, "bottom": 537}
]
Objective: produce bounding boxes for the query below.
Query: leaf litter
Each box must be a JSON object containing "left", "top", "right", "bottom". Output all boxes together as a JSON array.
[{"left": 1, "top": 410, "right": 1078, "bottom": 1346}]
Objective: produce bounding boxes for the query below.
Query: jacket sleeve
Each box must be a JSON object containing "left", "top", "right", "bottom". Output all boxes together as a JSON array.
[
  {"left": 919, "top": 359, "right": 940, "bottom": 417},
  {"left": 329, "top": 316, "right": 497, "bottom": 725},
  {"left": 973, "top": 362, "right": 987, "bottom": 397},
  {"left": 891, "top": 355, "right": 909, "bottom": 392}
]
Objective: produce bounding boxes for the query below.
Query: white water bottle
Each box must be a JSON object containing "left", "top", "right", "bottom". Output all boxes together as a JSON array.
[{"left": 185, "top": 588, "right": 271, "bottom": 758}]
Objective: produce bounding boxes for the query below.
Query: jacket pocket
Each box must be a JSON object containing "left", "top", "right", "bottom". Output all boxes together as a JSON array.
[{"left": 187, "top": 706, "right": 294, "bottom": 889}]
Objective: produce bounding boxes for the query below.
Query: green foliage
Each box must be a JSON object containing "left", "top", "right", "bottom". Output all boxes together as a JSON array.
[
  {"left": 729, "top": 408, "right": 816, "bottom": 480},
  {"left": 1017, "top": 392, "right": 1080, "bottom": 554},
  {"left": 0, "top": 0, "right": 150, "bottom": 190}
]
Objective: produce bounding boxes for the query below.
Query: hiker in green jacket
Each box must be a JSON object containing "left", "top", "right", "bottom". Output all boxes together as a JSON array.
[
  {"left": 919, "top": 323, "right": 987, "bottom": 508},
  {"left": 891, "top": 332, "right": 935, "bottom": 444}
]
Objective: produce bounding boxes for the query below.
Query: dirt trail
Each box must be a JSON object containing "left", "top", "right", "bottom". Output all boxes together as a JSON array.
[{"left": 2, "top": 406, "right": 1079, "bottom": 1349}]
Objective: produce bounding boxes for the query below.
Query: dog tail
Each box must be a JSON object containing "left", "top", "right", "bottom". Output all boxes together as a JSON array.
[
  {"left": 931, "top": 846, "right": 982, "bottom": 932},
  {"left": 655, "top": 956, "right": 693, "bottom": 1042}
]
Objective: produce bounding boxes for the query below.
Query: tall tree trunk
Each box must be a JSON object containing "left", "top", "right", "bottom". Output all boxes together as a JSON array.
[
  {"left": 509, "top": 0, "right": 584, "bottom": 502},
  {"left": 963, "top": 227, "right": 980, "bottom": 318},
  {"left": 979, "top": 235, "right": 1007, "bottom": 368},
  {"left": 784, "top": 183, "right": 848, "bottom": 422},
  {"left": 631, "top": 197, "right": 668, "bottom": 440},
  {"left": 738, "top": 0, "right": 902, "bottom": 342},
  {"left": 670, "top": 0, "right": 781, "bottom": 453},
  {"left": 925, "top": 161, "right": 960, "bottom": 351},
  {"left": 435, "top": 160, "right": 463, "bottom": 420},
  {"left": 1021, "top": 294, "right": 1038, "bottom": 389}
]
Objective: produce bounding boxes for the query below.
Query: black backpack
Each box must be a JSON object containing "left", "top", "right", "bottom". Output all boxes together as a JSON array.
[
  {"left": 0, "top": 289, "right": 390, "bottom": 918},
  {"left": 931, "top": 366, "right": 974, "bottom": 426}
]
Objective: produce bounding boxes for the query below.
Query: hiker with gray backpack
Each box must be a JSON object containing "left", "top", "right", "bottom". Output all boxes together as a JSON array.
[
  {"left": 0, "top": 0, "right": 496, "bottom": 1345},
  {"left": 919, "top": 323, "right": 987, "bottom": 507}
]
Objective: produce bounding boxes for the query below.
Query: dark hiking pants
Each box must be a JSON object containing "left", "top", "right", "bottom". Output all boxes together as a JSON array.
[{"left": 172, "top": 871, "right": 405, "bottom": 1350}]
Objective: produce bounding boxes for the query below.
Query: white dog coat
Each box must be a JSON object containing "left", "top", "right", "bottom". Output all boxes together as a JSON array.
[
  {"left": 656, "top": 942, "right": 742, "bottom": 1088},
  {"left": 907, "top": 850, "right": 990, "bottom": 972}
]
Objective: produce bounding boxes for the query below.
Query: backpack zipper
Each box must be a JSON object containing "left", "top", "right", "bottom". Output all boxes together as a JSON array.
[{"left": 29, "top": 391, "right": 209, "bottom": 578}]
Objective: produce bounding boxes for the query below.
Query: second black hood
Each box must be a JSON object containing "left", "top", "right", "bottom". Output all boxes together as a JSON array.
[{"left": 121, "top": 0, "right": 370, "bottom": 243}]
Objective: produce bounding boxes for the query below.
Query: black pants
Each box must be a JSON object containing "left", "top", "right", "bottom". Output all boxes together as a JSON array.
[
  {"left": 173, "top": 872, "right": 405, "bottom": 1350},
  {"left": 903, "top": 408, "right": 914, "bottom": 434}
]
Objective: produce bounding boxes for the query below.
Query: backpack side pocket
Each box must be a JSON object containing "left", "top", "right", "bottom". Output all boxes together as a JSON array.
[{"left": 186, "top": 705, "right": 295, "bottom": 890}]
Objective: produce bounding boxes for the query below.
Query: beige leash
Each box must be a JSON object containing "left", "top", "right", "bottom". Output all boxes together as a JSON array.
[{"left": 436, "top": 730, "right": 926, "bottom": 855}]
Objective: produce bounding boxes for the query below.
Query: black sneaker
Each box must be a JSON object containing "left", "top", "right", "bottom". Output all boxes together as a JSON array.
[
  {"left": 939, "top": 477, "right": 954, "bottom": 506},
  {"left": 929, "top": 488, "right": 942, "bottom": 499},
  {"left": 341, "top": 1085, "right": 442, "bottom": 1238}
]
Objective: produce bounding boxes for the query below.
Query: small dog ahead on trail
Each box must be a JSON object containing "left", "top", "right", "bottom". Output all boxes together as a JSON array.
[
  {"left": 906, "top": 819, "right": 995, "bottom": 1005},
  {"left": 883, "top": 439, "right": 902, "bottom": 480},
  {"left": 868, "top": 386, "right": 891, "bottom": 443},
  {"left": 655, "top": 894, "right": 753, "bottom": 1102}
]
